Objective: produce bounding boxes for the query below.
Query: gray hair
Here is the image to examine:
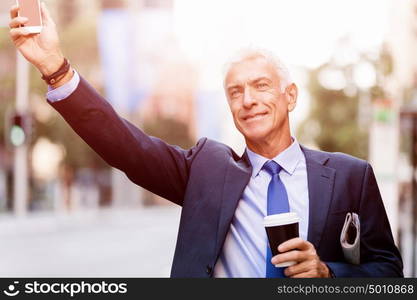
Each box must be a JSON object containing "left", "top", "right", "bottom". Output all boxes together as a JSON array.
[{"left": 223, "top": 47, "right": 292, "bottom": 92}]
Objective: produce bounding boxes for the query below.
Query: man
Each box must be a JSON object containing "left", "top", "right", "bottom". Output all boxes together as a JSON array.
[{"left": 9, "top": 3, "right": 403, "bottom": 278}]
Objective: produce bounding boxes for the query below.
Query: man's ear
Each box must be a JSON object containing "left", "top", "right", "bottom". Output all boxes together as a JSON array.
[{"left": 286, "top": 83, "right": 298, "bottom": 112}]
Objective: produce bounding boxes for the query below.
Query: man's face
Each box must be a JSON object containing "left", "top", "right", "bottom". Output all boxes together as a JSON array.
[{"left": 224, "top": 57, "right": 296, "bottom": 144}]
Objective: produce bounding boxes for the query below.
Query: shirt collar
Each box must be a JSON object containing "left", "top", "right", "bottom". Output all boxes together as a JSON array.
[{"left": 246, "top": 138, "right": 304, "bottom": 178}]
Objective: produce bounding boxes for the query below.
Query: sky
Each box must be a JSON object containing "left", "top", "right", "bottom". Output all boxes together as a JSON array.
[
  {"left": 173, "top": 0, "right": 392, "bottom": 70},
  {"left": 0, "top": 0, "right": 393, "bottom": 85}
]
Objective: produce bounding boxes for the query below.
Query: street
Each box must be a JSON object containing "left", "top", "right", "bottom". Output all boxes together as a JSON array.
[{"left": 0, "top": 206, "right": 181, "bottom": 277}]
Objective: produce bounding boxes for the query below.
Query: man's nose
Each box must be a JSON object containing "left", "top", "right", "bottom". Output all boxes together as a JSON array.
[{"left": 242, "top": 87, "right": 256, "bottom": 108}]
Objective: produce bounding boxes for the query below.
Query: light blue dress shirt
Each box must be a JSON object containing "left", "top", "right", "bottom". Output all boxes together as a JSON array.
[
  {"left": 46, "top": 76, "right": 309, "bottom": 278},
  {"left": 213, "top": 140, "right": 309, "bottom": 277}
]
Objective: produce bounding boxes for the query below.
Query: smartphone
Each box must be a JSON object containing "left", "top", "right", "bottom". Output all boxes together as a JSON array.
[{"left": 17, "top": 0, "right": 43, "bottom": 34}]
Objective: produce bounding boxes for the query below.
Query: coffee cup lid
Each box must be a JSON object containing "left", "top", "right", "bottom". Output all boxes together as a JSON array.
[{"left": 263, "top": 212, "right": 300, "bottom": 227}]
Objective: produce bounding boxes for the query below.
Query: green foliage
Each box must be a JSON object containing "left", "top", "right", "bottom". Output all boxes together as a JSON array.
[
  {"left": 33, "top": 17, "right": 107, "bottom": 169},
  {"left": 0, "top": 17, "right": 106, "bottom": 170},
  {"left": 296, "top": 38, "right": 396, "bottom": 161},
  {"left": 297, "top": 64, "right": 369, "bottom": 160}
]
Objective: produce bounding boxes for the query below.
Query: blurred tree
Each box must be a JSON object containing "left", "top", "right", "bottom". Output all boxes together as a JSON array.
[
  {"left": 297, "top": 64, "right": 369, "bottom": 159},
  {"left": 0, "top": 5, "right": 109, "bottom": 210},
  {"left": 297, "top": 43, "right": 394, "bottom": 160},
  {"left": 0, "top": 15, "right": 106, "bottom": 170},
  {"left": 30, "top": 17, "right": 107, "bottom": 170}
]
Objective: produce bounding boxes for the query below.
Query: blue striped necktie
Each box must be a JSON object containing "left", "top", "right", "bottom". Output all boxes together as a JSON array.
[{"left": 263, "top": 160, "right": 289, "bottom": 278}]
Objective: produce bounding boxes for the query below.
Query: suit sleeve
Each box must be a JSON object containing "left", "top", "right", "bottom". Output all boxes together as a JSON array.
[
  {"left": 49, "top": 76, "right": 205, "bottom": 206},
  {"left": 326, "top": 163, "right": 403, "bottom": 277}
]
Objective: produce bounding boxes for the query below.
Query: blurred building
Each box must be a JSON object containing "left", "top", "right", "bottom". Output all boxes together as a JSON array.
[
  {"left": 381, "top": 0, "right": 417, "bottom": 277},
  {"left": 55, "top": 0, "right": 196, "bottom": 208},
  {"left": 97, "top": 0, "right": 198, "bottom": 206}
]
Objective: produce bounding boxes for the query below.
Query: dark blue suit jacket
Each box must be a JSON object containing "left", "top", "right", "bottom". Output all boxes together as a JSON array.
[{"left": 50, "top": 77, "right": 403, "bottom": 277}]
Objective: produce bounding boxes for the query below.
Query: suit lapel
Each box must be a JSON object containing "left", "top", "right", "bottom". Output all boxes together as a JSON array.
[
  {"left": 302, "top": 147, "right": 336, "bottom": 249},
  {"left": 214, "top": 153, "right": 252, "bottom": 259}
]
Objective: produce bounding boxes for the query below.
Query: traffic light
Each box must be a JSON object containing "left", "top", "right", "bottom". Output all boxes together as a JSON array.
[{"left": 6, "top": 112, "right": 31, "bottom": 147}]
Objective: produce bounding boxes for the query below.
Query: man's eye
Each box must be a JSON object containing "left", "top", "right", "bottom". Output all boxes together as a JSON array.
[
  {"left": 256, "top": 83, "right": 268, "bottom": 89},
  {"left": 230, "top": 91, "right": 241, "bottom": 98}
]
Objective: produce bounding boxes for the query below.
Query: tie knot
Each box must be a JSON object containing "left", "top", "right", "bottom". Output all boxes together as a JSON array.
[{"left": 263, "top": 160, "right": 282, "bottom": 176}]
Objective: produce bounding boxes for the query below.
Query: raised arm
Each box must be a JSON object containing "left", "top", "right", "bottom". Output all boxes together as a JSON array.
[{"left": 9, "top": 3, "right": 202, "bottom": 205}]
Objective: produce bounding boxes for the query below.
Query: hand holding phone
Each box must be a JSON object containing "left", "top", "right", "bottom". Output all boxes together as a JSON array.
[
  {"left": 17, "top": 0, "right": 42, "bottom": 34},
  {"left": 9, "top": 1, "right": 67, "bottom": 81}
]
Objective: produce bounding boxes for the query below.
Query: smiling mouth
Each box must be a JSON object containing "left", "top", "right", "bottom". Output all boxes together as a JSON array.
[{"left": 242, "top": 112, "right": 268, "bottom": 121}]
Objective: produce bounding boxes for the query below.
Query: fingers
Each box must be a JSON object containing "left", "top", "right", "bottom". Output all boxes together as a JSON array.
[
  {"left": 9, "top": 27, "right": 33, "bottom": 41},
  {"left": 272, "top": 239, "right": 317, "bottom": 266},
  {"left": 272, "top": 249, "right": 303, "bottom": 265},
  {"left": 289, "top": 272, "right": 315, "bottom": 278},
  {"left": 9, "top": 16, "right": 28, "bottom": 29},
  {"left": 10, "top": 4, "right": 19, "bottom": 19},
  {"left": 284, "top": 260, "right": 321, "bottom": 277},
  {"left": 278, "top": 237, "right": 311, "bottom": 253},
  {"left": 284, "top": 260, "right": 310, "bottom": 277}
]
